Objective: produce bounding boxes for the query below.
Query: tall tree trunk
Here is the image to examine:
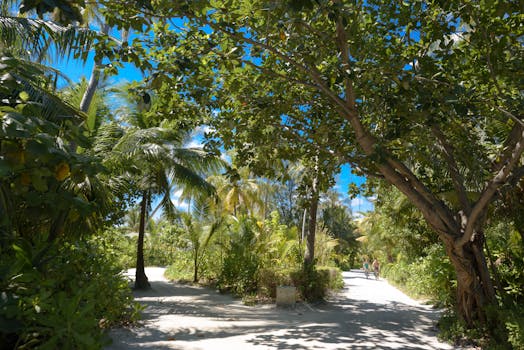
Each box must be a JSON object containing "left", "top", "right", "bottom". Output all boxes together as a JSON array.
[
  {"left": 135, "top": 192, "right": 150, "bottom": 289},
  {"left": 193, "top": 251, "right": 198, "bottom": 283},
  {"left": 304, "top": 177, "right": 319, "bottom": 266}
]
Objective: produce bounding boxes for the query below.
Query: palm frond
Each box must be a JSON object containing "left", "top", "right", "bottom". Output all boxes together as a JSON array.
[
  {"left": 1, "top": 56, "right": 85, "bottom": 123},
  {"left": 0, "top": 16, "right": 98, "bottom": 62},
  {"left": 62, "top": 79, "right": 108, "bottom": 133},
  {"left": 200, "top": 217, "right": 223, "bottom": 252},
  {"left": 1, "top": 1, "right": 17, "bottom": 17},
  {"left": 92, "top": 122, "right": 124, "bottom": 155},
  {"left": 173, "top": 147, "right": 226, "bottom": 174},
  {"left": 158, "top": 178, "right": 177, "bottom": 221},
  {"left": 169, "top": 163, "right": 216, "bottom": 197},
  {"left": 113, "top": 127, "right": 172, "bottom": 156}
]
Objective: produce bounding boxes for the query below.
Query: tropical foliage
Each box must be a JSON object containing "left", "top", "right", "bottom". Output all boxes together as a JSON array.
[
  {"left": 360, "top": 182, "right": 524, "bottom": 349},
  {"left": 1, "top": 0, "right": 523, "bottom": 348}
]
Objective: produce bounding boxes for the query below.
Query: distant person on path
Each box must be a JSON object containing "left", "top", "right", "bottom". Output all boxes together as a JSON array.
[
  {"left": 363, "top": 259, "right": 370, "bottom": 279},
  {"left": 372, "top": 258, "right": 380, "bottom": 280}
]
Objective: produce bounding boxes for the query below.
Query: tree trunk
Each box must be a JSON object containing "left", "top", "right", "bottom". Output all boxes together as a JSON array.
[
  {"left": 300, "top": 208, "right": 307, "bottom": 242},
  {"left": 193, "top": 253, "right": 198, "bottom": 283},
  {"left": 79, "top": 23, "right": 110, "bottom": 114},
  {"left": 304, "top": 181, "right": 319, "bottom": 266},
  {"left": 445, "top": 233, "right": 496, "bottom": 327},
  {"left": 135, "top": 192, "right": 150, "bottom": 289}
]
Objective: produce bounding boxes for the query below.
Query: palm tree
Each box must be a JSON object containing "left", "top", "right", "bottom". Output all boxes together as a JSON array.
[
  {"left": 105, "top": 91, "right": 223, "bottom": 289},
  {"left": 209, "top": 166, "right": 263, "bottom": 218},
  {"left": 180, "top": 211, "right": 223, "bottom": 283}
]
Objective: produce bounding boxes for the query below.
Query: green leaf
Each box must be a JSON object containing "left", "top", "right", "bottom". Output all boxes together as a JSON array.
[{"left": 31, "top": 173, "right": 48, "bottom": 192}]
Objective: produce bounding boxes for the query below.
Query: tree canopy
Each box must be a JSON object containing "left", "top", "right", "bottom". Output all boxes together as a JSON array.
[
  {"left": 1, "top": 0, "right": 523, "bottom": 347},
  {"left": 111, "top": 0, "right": 523, "bottom": 328}
]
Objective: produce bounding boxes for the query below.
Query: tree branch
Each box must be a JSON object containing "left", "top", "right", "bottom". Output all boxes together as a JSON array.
[
  {"left": 431, "top": 124, "right": 471, "bottom": 213},
  {"left": 187, "top": 12, "right": 358, "bottom": 120},
  {"left": 239, "top": 58, "right": 319, "bottom": 90},
  {"left": 335, "top": 14, "right": 356, "bottom": 109},
  {"left": 461, "top": 125, "right": 524, "bottom": 247},
  {"left": 330, "top": 10, "right": 458, "bottom": 235},
  {"left": 185, "top": 6, "right": 459, "bottom": 239},
  {"left": 495, "top": 107, "right": 524, "bottom": 127}
]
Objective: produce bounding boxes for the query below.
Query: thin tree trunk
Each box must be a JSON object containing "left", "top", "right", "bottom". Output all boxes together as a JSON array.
[
  {"left": 135, "top": 191, "right": 150, "bottom": 289},
  {"left": 304, "top": 194, "right": 318, "bottom": 266},
  {"left": 193, "top": 250, "right": 198, "bottom": 283},
  {"left": 304, "top": 174, "right": 319, "bottom": 266},
  {"left": 301, "top": 208, "right": 307, "bottom": 242},
  {"left": 79, "top": 23, "right": 110, "bottom": 114}
]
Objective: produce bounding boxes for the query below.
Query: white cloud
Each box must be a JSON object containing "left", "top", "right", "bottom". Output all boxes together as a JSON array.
[
  {"left": 170, "top": 189, "right": 190, "bottom": 211},
  {"left": 220, "top": 152, "right": 231, "bottom": 163},
  {"left": 350, "top": 196, "right": 374, "bottom": 214},
  {"left": 186, "top": 139, "right": 204, "bottom": 149},
  {"left": 196, "top": 125, "right": 214, "bottom": 134}
]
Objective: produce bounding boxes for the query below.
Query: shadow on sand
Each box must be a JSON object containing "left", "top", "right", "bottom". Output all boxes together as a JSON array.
[{"left": 106, "top": 270, "right": 448, "bottom": 350}]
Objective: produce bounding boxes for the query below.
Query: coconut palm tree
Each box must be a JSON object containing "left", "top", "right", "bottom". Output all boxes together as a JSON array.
[
  {"left": 101, "top": 90, "right": 223, "bottom": 289},
  {"left": 209, "top": 166, "right": 263, "bottom": 218}
]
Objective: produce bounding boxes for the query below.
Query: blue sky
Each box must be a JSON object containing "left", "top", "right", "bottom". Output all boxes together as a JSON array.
[{"left": 55, "top": 43, "right": 374, "bottom": 216}]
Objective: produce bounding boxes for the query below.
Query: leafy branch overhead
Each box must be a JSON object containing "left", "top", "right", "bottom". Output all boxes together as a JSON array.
[{"left": 118, "top": 0, "right": 524, "bottom": 328}]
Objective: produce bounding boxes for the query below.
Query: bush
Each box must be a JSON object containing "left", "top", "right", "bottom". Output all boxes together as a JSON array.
[
  {"left": 216, "top": 217, "right": 260, "bottom": 295},
  {"left": 164, "top": 252, "right": 194, "bottom": 282},
  {"left": 290, "top": 264, "right": 343, "bottom": 301},
  {"left": 0, "top": 236, "right": 140, "bottom": 349},
  {"left": 93, "top": 227, "right": 135, "bottom": 270},
  {"left": 437, "top": 306, "right": 524, "bottom": 350},
  {"left": 503, "top": 306, "right": 524, "bottom": 350},
  {"left": 257, "top": 268, "right": 294, "bottom": 298},
  {"left": 218, "top": 243, "right": 259, "bottom": 295},
  {"left": 382, "top": 244, "right": 455, "bottom": 307}
]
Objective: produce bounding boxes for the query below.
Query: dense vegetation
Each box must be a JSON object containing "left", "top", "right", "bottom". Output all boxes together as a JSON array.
[
  {"left": 361, "top": 182, "right": 524, "bottom": 349},
  {"left": 1, "top": 0, "right": 522, "bottom": 349}
]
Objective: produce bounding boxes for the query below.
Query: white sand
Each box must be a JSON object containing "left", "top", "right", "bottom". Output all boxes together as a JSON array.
[{"left": 105, "top": 268, "right": 469, "bottom": 350}]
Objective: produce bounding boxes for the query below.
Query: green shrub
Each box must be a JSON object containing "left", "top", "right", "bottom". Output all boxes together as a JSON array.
[
  {"left": 216, "top": 218, "right": 260, "bottom": 295},
  {"left": 257, "top": 265, "right": 342, "bottom": 301},
  {"left": 92, "top": 228, "right": 135, "bottom": 270},
  {"left": 437, "top": 310, "right": 480, "bottom": 348},
  {"left": 257, "top": 268, "right": 294, "bottom": 298},
  {"left": 503, "top": 306, "right": 524, "bottom": 350},
  {"left": 0, "top": 237, "right": 140, "bottom": 349},
  {"left": 290, "top": 264, "right": 343, "bottom": 301},
  {"left": 437, "top": 306, "right": 524, "bottom": 350},
  {"left": 382, "top": 244, "right": 455, "bottom": 306},
  {"left": 218, "top": 243, "right": 259, "bottom": 295},
  {"left": 164, "top": 252, "right": 194, "bottom": 282},
  {"left": 318, "top": 266, "right": 344, "bottom": 290}
]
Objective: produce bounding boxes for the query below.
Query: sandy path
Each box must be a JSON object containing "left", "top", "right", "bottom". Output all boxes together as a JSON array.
[{"left": 105, "top": 267, "right": 462, "bottom": 350}]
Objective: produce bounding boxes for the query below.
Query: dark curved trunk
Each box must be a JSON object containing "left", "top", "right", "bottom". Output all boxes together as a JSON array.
[
  {"left": 135, "top": 192, "right": 150, "bottom": 289},
  {"left": 444, "top": 233, "right": 496, "bottom": 327}
]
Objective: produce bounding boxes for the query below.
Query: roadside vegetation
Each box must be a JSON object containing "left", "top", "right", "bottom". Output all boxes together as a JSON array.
[
  {"left": 358, "top": 183, "right": 524, "bottom": 349},
  {"left": 1, "top": 0, "right": 522, "bottom": 349}
]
